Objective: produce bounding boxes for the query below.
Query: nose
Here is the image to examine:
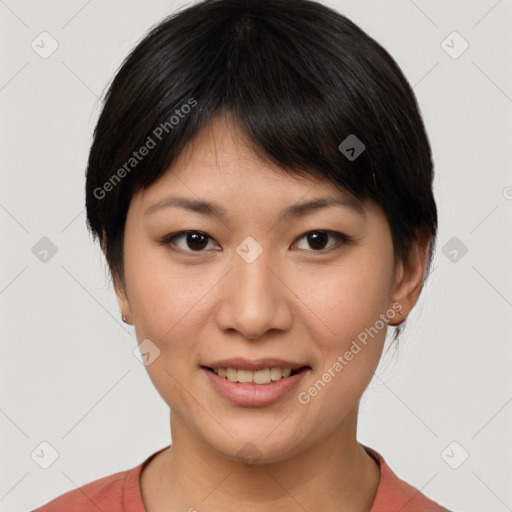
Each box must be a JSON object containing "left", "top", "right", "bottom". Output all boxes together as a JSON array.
[{"left": 214, "top": 249, "right": 293, "bottom": 340}]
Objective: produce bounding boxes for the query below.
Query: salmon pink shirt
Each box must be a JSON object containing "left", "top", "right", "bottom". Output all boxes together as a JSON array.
[{"left": 31, "top": 445, "right": 450, "bottom": 511}]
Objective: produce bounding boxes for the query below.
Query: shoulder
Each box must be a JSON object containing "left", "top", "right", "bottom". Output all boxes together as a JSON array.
[
  {"left": 364, "top": 445, "right": 452, "bottom": 512},
  {"left": 31, "top": 464, "right": 143, "bottom": 512}
]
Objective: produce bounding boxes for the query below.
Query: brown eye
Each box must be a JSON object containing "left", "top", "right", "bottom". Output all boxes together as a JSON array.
[
  {"left": 184, "top": 232, "right": 209, "bottom": 250},
  {"left": 293, "top": 230, "right": 351, "bottom": 252},
  {"left": 306, "top": 232, "right": 329, "bottom": 250},
  {"left": 161, "top": 231, "right": 218, "bottom": 252}
]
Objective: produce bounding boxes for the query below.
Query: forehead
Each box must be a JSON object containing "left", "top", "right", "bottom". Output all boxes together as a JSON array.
[
  {"left": 125, "top": 114, "right": 390, "bottom": 247},
  {"left": 144, "top": 114, "right": 355, "bottom": 200},
  {"left": 130, "top": 113, "right": 380, "bottom": 227}
]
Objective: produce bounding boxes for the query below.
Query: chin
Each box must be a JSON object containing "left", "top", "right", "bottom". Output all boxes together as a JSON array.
[{"left": 203, "top": 430, "right": 308, "bottom": 466}]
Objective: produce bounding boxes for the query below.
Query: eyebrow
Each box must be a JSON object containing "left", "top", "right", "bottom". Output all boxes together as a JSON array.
[{"left": 144, "top": 194, "right": 366, "bottom": 219}]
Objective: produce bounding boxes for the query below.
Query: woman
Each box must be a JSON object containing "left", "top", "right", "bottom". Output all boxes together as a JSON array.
[{"left": 33, "top": 0, "right": 450, "bottom": 510}]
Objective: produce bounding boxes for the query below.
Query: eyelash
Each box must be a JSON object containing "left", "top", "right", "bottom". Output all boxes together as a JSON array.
[{"left": 158, "top": 230, "right": 353, "bottom": 255}]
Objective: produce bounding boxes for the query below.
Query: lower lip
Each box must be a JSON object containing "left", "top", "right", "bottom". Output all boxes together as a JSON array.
[{"left": 201, "top": 367, "right": 309, "bottom": 407}]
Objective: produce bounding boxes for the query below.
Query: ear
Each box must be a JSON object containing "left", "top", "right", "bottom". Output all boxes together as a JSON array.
[
  {"left": 387, "top": 231, "right": 431, "bottom": 326},
  {"left": 113, "top": 275, "right": 132, "bottom": 324}
]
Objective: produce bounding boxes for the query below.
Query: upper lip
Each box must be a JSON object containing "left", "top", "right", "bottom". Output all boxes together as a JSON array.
[{"left": 202, "top": 357, "right": 310, "bottom": 371}]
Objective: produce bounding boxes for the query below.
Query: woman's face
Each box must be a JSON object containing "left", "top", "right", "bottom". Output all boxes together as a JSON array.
[{"left": 117, "top": 115, "right": 421, "bottom": 463}]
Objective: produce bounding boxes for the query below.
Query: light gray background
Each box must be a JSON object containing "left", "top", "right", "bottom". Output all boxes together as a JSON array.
[{"left": 1, "top": 1, "right": 511, "bottom": 511}]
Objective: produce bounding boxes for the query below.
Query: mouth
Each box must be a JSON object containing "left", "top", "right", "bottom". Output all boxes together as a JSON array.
[
  {"left": 200, "top": 364, "right": 311, "bottom": 407},
  {"left": 200, "top": 365, "right": 310, "bottom": 385}
]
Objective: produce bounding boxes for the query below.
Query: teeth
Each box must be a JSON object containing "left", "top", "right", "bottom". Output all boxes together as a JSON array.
[{"left": 213, "top": 367, "right": 293, "bottom": 384}]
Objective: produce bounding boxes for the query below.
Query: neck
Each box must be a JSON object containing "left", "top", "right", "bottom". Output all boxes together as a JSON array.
[{"left": 141, "top": 406, "right": 380, "bottom": 512}]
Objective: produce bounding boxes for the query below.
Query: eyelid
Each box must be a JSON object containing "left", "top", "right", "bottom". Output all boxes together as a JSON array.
[
  {"left": 159, "top": 231, "right": 221, "bottom": 254},
  {"left": 291, "top": 230, "right": 353, "bottom": 252},
  {"left": 159, "top": 229, "right": 353, "bottom": 254}
]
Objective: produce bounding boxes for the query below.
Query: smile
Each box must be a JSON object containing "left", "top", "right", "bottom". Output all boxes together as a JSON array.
[
  {"left": 204, "top": 366, "right": 305, "bottom": 384},
  {"left": 201, "top": 366, "right": 311, "bottom": 407}
]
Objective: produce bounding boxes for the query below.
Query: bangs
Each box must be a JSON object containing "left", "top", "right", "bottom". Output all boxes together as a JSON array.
[{"left": 86, "top": 0, "right": 436, "bottom": 289}]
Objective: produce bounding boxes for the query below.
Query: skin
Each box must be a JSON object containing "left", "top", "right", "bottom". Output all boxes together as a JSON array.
[{"left": 114, "top": 113, "right": 430, "bottom": 512}]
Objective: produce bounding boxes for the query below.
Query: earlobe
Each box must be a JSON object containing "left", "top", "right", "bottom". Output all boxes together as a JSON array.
[
  {"left": 388, "top": 233, "right": 430, "bottom": 327},
  {"left": 114, "top": 277, "right": 132, "bottom": 325}
]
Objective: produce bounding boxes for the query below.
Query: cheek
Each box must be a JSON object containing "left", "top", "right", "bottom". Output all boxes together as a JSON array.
[
  {"left": 299, "top": 253, "right": 393, "bottom": 345},
  {"left": 293, "top": 261, "right": 391, "bottom": 427},
  {"left": 293, "top": 248, "right": 394, "bottom": 413},
  {"left": 123, "top": 243, "right": 209, "bottom": 410},
  {"left": 123, "top": 239, "right": 213, "bottom": 340}
]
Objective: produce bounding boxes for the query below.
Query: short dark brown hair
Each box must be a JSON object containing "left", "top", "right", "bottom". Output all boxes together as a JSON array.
[{"left": 85, "top": 0, "right": 438, "bottom": 342}]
